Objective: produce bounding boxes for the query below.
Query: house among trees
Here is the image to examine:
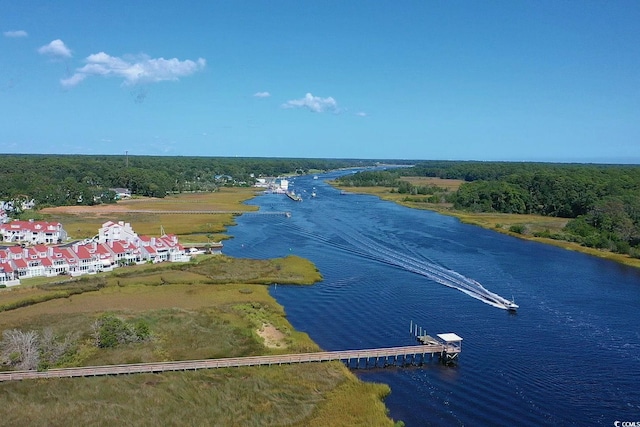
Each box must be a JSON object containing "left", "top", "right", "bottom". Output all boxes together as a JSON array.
[
  {"left": 109, "top": 188, "right": 132, "bottom": 199},
  {"left": 0, "top": 220, "right": 192, "bottom": 286}
]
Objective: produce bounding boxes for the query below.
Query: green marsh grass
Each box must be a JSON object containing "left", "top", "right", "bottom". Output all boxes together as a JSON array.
[
  {"left": 0, "top": 363, "right": 395, "bottom": 426},
  {"left": 1, "top": 189, "right": 399, "bottom": 426}
]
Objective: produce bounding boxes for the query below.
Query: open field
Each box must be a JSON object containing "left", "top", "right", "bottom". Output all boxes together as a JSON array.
[
  {"left": 0, "top": 255, "right": 397, "bottom": 426},
  {"left": 334, "top": 180, "right": 640, "bottom": 269},
  {"left": 0, "top": 365, "right": 393, "bottom": 427},
  {"left": 401, "top": 176, "right": 466, "bottom": 191},
  {"left": 39, "top": 188, "right": 261, "bottom": 242}
]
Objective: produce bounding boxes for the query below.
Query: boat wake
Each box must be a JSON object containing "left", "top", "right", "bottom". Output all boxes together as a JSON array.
[{"left": 285, "top": 218, "right": 515, "bottom": 310}]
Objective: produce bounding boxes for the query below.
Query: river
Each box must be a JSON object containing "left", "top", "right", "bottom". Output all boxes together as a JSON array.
[{"left": 223, "top": 169, "right": 640, "bottom": 426}]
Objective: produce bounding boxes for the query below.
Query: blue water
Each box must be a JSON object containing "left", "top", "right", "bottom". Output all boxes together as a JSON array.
[{"left": 223, "top": 170, "right": 640, "bottom": 426}]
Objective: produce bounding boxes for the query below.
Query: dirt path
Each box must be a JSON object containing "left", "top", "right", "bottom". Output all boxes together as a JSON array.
[{"left": 257, "top": 323, "right": 287, "bottom": 349}]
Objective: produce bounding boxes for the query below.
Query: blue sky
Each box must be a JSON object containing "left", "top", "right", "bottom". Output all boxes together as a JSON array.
[{"left": 2, "top": 1, "right": 639, "bottom": 162}]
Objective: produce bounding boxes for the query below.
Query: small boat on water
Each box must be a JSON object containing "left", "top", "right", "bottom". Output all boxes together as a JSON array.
[
  {"left": 506, "top": 299, "right": 518, "bottom": 311},
  {"left": 286, "top": 191, "right": 302, "bottom": 202}
]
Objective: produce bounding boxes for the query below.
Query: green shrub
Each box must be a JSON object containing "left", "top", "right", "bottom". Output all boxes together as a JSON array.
[
  {"left": 509, "top": 224, "right": 526, "bottom": 234},
  {"left": 93, "top": 314, "right": 151, "bottom": 348},
  {"left": 533, "top": 229, "right": 551, "bottom": 238}
]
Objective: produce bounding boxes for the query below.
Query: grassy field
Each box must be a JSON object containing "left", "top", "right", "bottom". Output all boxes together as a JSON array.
[
  {"left": 0, "top": 365, "right": 393, "bottom": 426},
  {"left": 0, "top": 255, "right": 398, "bottom": 426},
  {"left": 401, "top": 176, "right": 466, "bottom": 191},
  {"left": 3, "top": 187, "right": 402, "bottom": 426},
  {"left": 39, "top": 188, "right": 262, "bottom": 242},
  {"left": 333, "top": 179, "right": 640, "bottom": 269}
]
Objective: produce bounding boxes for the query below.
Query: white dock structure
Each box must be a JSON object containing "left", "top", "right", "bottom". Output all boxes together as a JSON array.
[{"left": 410, "top": 320, "right": 463, "bottom": 364}]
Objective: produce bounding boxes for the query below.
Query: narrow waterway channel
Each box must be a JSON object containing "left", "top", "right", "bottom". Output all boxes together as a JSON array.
[{"left": 224, "top": 170, "right": 640, "bottom": 426}]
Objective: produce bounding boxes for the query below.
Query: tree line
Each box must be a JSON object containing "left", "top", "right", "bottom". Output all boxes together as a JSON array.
[
  {"left": 0, "top": 154, "right": 381, "bottom": 208},
  {"left": 336, "top": 162, "right": 640, "bottom": 257}
]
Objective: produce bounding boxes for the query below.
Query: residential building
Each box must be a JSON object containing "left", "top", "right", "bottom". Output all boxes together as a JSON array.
[
  {"left": 0, "top": 220, "right": 195, "bottom": 286},
  {"left": 98, "top": 221, "right": 138, "bottom": 244},
  {"left": 110, "top": 188, "right": 132, "bottom": 199},
  {"left": 0, "top": 220, "right": 68, "bottom": 244}
]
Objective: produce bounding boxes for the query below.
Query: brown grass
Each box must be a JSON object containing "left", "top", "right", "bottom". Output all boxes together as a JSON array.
[
  {"left": 39, "top": 188, "right": 260, "bottom": 241},
  {"left": 401, "top": 176, "right": 465, "bottom": 191}
]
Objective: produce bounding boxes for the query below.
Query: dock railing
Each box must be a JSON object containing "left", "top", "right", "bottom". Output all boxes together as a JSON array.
[{"left": 0, "top": 341, "right": 460, "bottom": 382}]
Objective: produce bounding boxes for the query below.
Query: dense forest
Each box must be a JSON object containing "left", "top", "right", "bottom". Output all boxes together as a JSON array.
[
  {"left": 6, "top": 155, "right": 640, "bottom": 257},
  {"left": 0, "top": 154, "right": 382, "bottom": 209},
  {"left": 336, "top": 161, "right": 640, "bottom": 257}
]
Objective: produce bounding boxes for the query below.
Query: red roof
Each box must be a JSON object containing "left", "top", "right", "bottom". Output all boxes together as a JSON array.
[
  {"left": 105, "top": 241, "right": 141, "bottom": 256},
  {"left": 74, "top": 245, "right": 94, "bottom": 260},
  {"left": 8, "top": 246, "right": 23, "bottom": 255},
  {"left": 26, "top": 247, "right": 49, "bottom": 259},
  {"left": 95, "top": 243, "right": 112, "bottom": 255},
  {"left": 13, "top": 258, "right": 28, "bottom": 269},
  {"left": 108, "top": 241, "right": 126, "bottom": 255},
  {"left": 0, "top": 220, "right": 61, "bottom": 233},
  {"left": 52, "top": 247, "right": 78, "bottom": 263},
  {"left": 32, "top": 244, "right": 49, "bottom": 253}
]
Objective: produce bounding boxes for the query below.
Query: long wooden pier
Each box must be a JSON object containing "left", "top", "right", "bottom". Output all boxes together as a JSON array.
[{"left": 0, "top": 343, "right": 460, "bottom": 382}]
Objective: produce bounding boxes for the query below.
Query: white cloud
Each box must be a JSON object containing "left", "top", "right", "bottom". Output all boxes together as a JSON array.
[
  {"left": 61, "top": 52, "right": 206, "bottom": 88},
  {"left": 3, "top": 30, "right": 28, "bottom": 38},
  {"left": 356, "top": 112, "right": 367, "bottom": 117},
  {"left": 60, "top": 73, "right": 87, "bottom": 88},
  {"left": 38, "top": 39, "right": 72, "bottom": 58},
  {"left": 253, "top": 91, "right": 271, "bottom": 98},
  {"left": 282, "top": 93, "right": 338, "bottom": 113}
]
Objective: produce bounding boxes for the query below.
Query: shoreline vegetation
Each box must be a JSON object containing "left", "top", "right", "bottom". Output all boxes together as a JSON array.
[
  {"left": 0, "top": 189, "right": 400, "bottom": 426},
  {"left": 6, "top": 157, "right": 635, "bottom": 424},
  {"left": 330, "top": 177, "right": 640, "bottom": 269}
]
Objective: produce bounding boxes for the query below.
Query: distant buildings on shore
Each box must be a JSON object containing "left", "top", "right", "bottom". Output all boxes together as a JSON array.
[
  {"left": 0, "top": 220, "right": 193, "bottom": 287},
  {"left": 254, "top": 177, "right": 290, "bottom": 194},
  {"left": 110, "top": 188, "right": 132, "bottom": 200}
]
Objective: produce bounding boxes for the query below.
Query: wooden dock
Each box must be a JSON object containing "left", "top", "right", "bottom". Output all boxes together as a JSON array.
[
  {"left": 410, "top": 321, "right": 463, "bottom": 364},
  {"left": 0, "top": 343, "right": 460, "bottom": 382}
]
